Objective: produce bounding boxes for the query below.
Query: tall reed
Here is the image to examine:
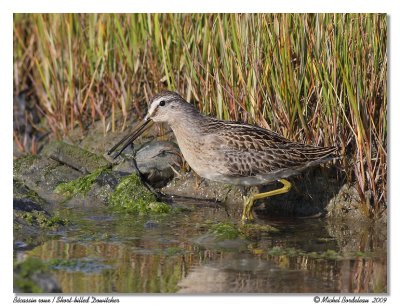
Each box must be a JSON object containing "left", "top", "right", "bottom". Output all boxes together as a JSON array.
[{"left": 13, "top": 13, "right": 387, "bottom": 215}]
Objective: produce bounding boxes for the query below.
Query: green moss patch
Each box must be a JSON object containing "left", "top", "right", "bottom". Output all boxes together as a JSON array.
[
  {"left": 55, "top": 167, "right": 107, "bottom": 197},
  {"left": 14, "top": 258, "right": 48, "bottom": 293},
  {"left": 109, "top": 174, "right": 171, "bottom": 215},
  {"left": 16, "top": 211, "right": 68, "bottom": 229},
  {"left": 207, "top": 222, "right": 279, "bottom": 241},
  {"left": 240, "top": 223, "right": 279, "bottom": 239},
  {"left": 266, "top": 246, "right": 343, "bottom": 260},
  {"left": 13, "top": 180, "right": 43, "bottom": 204},
  {"left": 209, "top": 222, "right": 241, "bottom": 240},
  {"left": 318, "top": 249, "right": 343, "bottom": 260},
  {"left": 13, "top": 155, "right": 39, "bottom": 175},
  {"left": 268, "top": 246, "right": 304, "bottom": 257}
]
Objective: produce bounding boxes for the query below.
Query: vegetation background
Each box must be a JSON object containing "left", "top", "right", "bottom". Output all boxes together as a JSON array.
[{"left": 13, "top": 13, "right": 387, "bottom": 217}]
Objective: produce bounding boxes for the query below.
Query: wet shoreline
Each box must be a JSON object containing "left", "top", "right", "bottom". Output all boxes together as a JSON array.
[{"left": 13, "top": 137, "right": 387, "bottom": 293}]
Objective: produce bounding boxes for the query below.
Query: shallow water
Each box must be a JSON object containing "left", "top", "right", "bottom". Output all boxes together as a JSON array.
[{"left": 17, "top": 203, "right": 387, "bottom": 293}]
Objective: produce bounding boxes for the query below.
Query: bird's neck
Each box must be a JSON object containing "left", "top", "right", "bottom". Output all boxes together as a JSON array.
[{"left": 168, "top": 108, "right": 206, "bottom": 132}]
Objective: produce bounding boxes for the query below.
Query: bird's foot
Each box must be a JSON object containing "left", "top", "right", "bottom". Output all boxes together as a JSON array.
[{"left": 241, "top": 197, "right": 255, "bottom": 223}]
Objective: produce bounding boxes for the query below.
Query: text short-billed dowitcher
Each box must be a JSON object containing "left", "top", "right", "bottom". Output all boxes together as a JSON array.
[{"left": 108, "top": 91, "right": 338, "bottom": 221}]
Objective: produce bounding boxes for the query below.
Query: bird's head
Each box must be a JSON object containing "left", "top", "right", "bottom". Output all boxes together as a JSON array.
[
  {"left": 108, "top": 90, "right": 193, "bottom": 159},
  {"left": 145, "top": 91, "right": 193, "bottom": 124}
]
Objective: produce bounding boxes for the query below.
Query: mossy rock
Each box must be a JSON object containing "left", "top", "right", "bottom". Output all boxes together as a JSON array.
[
  {"left": 239, "top": 223, "right": 279, "bottom": 240},
  {"left": 207, "top": 222, "right": 279, "bottom": 241},
  {"left": 15, "top": 210, "right": 68, "bottom": 229},
  {"left": 55, "top": 167, "right": 108, "bottom": 198},
  {"left": 266, "top": 246, "right": 343, "bottom": 260},
  {"left": 13, "top": 154, "right": 82, "bottom": 199},
  {"left": 43, "top": 141, "right": 110, "bottom": 174},
  {"left": 13, "top": 180, "right": 68, "bottom": 249},
  {"left": 13, "top": 154, "right": 39, "bottom": 176},
  {"left": 209, "top": 222, "right": 241, "bottom": 240},
  {"left": 109, "top": 173, "right": 171, "bottom": 215},
  {"left": 13, "top": 179, "right": 47, "bottom": 212}
]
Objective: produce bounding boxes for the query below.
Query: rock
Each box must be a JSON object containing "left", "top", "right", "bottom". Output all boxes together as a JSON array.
[
  {"left": 325, "top": 216, "right": 387, "bottom": 257},
  {"left": 84, "top": 171, "right": 123, "bottom": 205},
  {"left": 161, "top": 171, "right": 243, "bottom": 205},
  {"left": 13, "top": 180, "right": 68, "bottom": 250},
  {"left": 136, "top": 141, "right": 181, "bottom": 187},
  {"left": 13, "top": 198, "right": 46, "bottom": 213},
  {"left": 255, "top": 167, "right": 343, "bottom": 217},
  {"left": 113, "top": 159, "right": 139, "bottom": 175},
  {"left": 161, "top": 167, "right": 345, "bottom": 218},
  {"left": 108, "top": 173, "right": 171, "bottom": 215},
  {"left": 13, "top": 179, "right": 49, "bottom": 213},
  {"left": 54, "top": 169, "right": 124, "bottom": 209},
  {"left": 325, "top": 183, "right": 372, "bottom": 220},
  {"left": 43, "top": 141, "right": 111, "bottom": 174},
  {"left": 13, "top": 154, "right": 82, "bottom": 203},
  {"left": 114, "top": 141, "right": 182, "bottom": 188}
]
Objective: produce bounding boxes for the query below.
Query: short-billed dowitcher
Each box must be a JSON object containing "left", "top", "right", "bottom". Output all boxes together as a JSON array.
[{"left": 108, "top": 91, "right": 338, "bottom": 221}]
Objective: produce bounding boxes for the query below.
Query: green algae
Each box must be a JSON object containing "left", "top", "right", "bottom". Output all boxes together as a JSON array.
[
  {"left": 209, "top": 222, "right": 241, "bottom": 240},
  {"left": 13, "top": 154, "right": 38, "bottom": 175},
  {"left": 207, "top": 222, "right": 279, "bottom": 241},
  {"left": 266, "top": 246, "right": 343, "bottom": 260},
  {"left": 16, "top": 211, "right": 68, "bottom": 229},
  {"left": 267, "top": 246, "right": 306, "bottom": 257},
  {"left": 239, "top": 223, "right": 279, "bottom": 239},
  {"left": 55, "top": 167, "right": 108, "bottom": 197},
  {"left": 13, "top": 179, "right": 45, "bottom": 207},
  {"left": 109, "top": 173, "right": 171, "bottom": 215},
  {"left": 319, "top": 249, "right": 343, "bottom": 260},
  {"left": 14, "top": 258, "right": 47, "bottom": 293}
]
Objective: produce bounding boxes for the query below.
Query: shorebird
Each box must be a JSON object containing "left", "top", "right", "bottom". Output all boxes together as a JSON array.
[{"left": 108, "top": 91, "right": 338, "bottom": 221}]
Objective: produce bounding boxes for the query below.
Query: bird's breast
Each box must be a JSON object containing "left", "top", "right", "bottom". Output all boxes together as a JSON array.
[{"left": 171, "top": 125, "right": 221, "bottom": 179}]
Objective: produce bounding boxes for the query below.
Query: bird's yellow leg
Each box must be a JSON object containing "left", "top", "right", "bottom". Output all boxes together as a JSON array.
[{"left": 241, "top": 179, "right": 292, "bottom": 222}]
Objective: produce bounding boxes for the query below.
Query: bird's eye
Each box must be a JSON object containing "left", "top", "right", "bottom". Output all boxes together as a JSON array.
[{"left": 159, "top": 100, "right": 166, "bottom": 106}]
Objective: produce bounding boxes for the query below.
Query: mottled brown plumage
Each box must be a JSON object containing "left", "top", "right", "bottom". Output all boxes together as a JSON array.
[
  {"left": 193, "top": 118, "right": 337, "bottom": 186},
  {"left": 109, "top": 91, "right": 338, "bottom": 221}
]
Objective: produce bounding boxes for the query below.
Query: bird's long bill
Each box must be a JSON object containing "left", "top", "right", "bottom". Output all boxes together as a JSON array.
[{"left": 107, "top": 119, "right": 153, "bottom": 159}]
